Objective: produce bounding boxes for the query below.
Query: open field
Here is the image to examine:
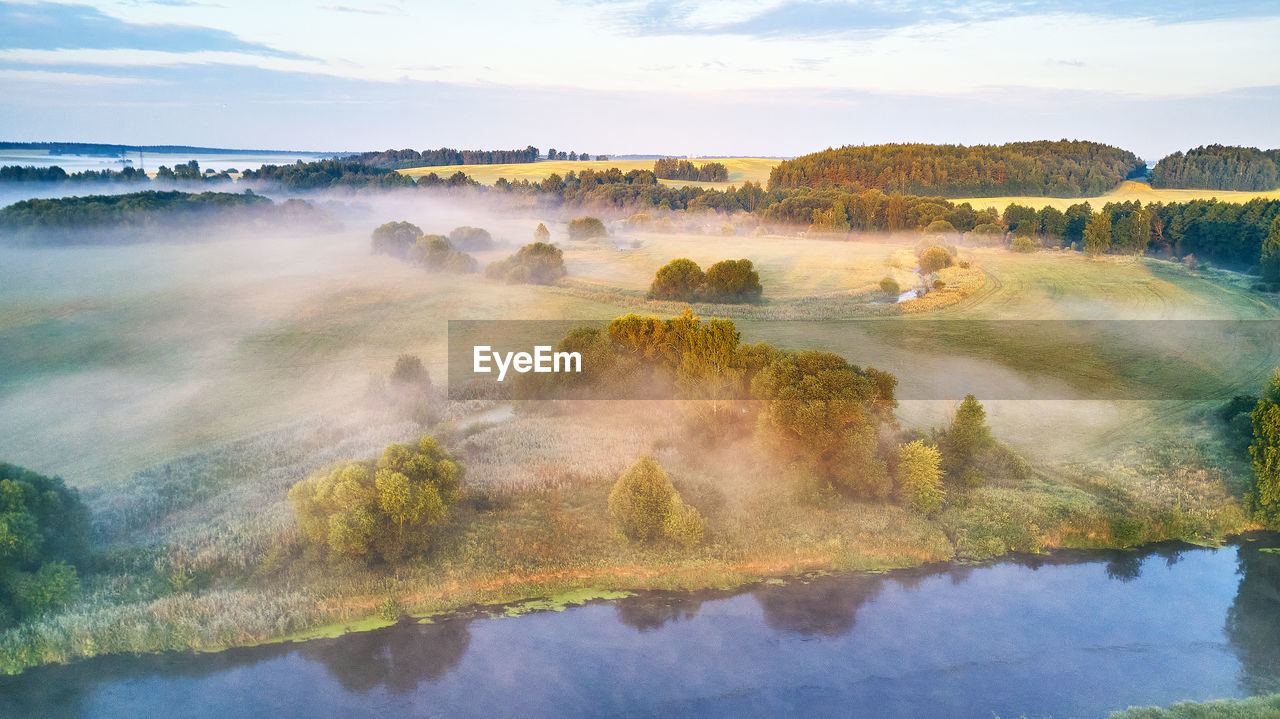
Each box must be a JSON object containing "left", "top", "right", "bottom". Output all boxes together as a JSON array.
[
  {"left": 396, "top": 157, "right": 781, "bottom": 190},
  {"left": 952, "top": 180, "right": 1280, "bottom": 213},
  {"left": 2, "top": 201, "right": 1277, "bottom": 673}
]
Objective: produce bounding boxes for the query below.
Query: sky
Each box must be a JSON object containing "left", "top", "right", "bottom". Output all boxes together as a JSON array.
[{"left": 1, "top": 0, "right": 1278, "bottom": 160}]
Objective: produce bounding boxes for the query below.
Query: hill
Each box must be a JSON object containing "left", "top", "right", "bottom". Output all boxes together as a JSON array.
[
  {"left": 1151, "top": 145, "right": 1280, "bottom": 191},
  {"left": 767, "top": 140, "right": 1146, "bottom": 197}
]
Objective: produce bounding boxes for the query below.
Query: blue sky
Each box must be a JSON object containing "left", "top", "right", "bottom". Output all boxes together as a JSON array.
[{"left": 1, "top": 0, "right": 1278, "bottom": 159}]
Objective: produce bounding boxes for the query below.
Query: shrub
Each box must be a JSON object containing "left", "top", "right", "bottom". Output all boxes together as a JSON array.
[
  {"left": 1010, "top": 236, "right": 1036, "bottom": 253},
  {"left": 649, "top": 258, "right": 705, "bottom": 301},
  {"left": 371, "top": 221, "right": 423, "bottom": 258},
  {"left": 447, "top": 226, "right": 494, "bottom": 251},
  {"left": 485, "top": 242, "right": 566, "bottom": 285},
  {"left": 533, "top": 222, "right": 550, "bottom": 241},
  {"left": 627, "top": 213, "right": 653, "bottom": 226},
  {"left": 567, "top": 216, "right": 608, "bottom": 241},
  {"left": 918, "top": 245, "right": 954, "bottom": 273},
  {"left": 410, "top": 235, "right": 479, "bottom": 273},
  {"left": 288, "top": 437, "right": 462, "bottom": 563},
  {"left": 879, "top": 276, "right": 900, "bottom": 296},
  {"left": 923, "top": 219, "right": 957, "bottom": 234},
  {"left": 971, "top": 223, "right": 1004, "bottom": 236},
  {"left": 896, "top": 440, "right": 945, "bottom": 515},
  {"left": 931, "top": 279, "right": 946, "bottom": 290},
  {"left": 608, "top": 457, "right": 677, "bottom": 542},
  {"left": 721, "top": 223, "right": 735, "bottom": 236},
  {"left": 390, "top": 354, "right": 430, "bottom": 387},
  {"left": 662, "top": 497, "right": 706, "bottom": 548},
  {"left": 702, "top": 259, "right": 763, "bottom": 303}
]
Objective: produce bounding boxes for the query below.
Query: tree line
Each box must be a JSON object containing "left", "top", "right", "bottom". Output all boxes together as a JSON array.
[
  {"left": 0, "top": 190, "right": 334, "bottom": 243},
  {"left": 653, "top": 159, "right": 729, "bottom": 182},
  {"left": 1151, "top": 145, "right": 1280, "bottom": 191},
  {"left": 342, "top": 146, "right": 542, "bottom": 170},
  {"left": 766, "top": 141, "right": 1146, "bottom": 197}
]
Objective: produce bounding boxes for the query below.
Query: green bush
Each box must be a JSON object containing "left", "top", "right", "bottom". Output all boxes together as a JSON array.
[
  {"left": 879, "top": 276, "right": 900, "bottom": 296},
  {"left": 607, "top": 457, "right": 704, "bottom": 547},
  {"left": 649, "top": 258, "right": 705, "bottom": 301},
  {"left": 371, "top": 221, "right": 423, "bottom": 258},
  {"left": 918, "top": 245, "right": 954, "bottom": 273},
  {"left": 447, "top": 225, "right": 494, "bottom": 251},
  {"left": 485, "top": 242, "right": 566, "bottom": 285},
  {"left": 923, "top": 219, "right": 957, "bottom": 234},
  {"left": 567, "top": 216, "right": 608, "bottom": 241},
  {"left": 1010, "top": 236, "right": 1036, "bottom": 253},
  {"left": 702, "top": 259, "right": 763, "bottom": 303}
]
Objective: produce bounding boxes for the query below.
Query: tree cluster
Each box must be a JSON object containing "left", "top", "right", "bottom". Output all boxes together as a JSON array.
[
  {"left": 767, "top": 141, "right": 1146, "bottom": 197},
  {"left": 484, "top": 242, "right": 566, "bottom": 284},
  {"left": 0, "top": 463, "right": 91, "bottom": 629},
  {"left": 1151, "top": 145, "right": 1280, "bottom": 191},
  {"left": 649, "top": 258, "right": 763, "bottom": 303},
  {"left": 240, "top": 160, "right": 417, "bottom": 191},
  {"left": 653, "top": 159, "right": 729, "bottom": 182},
  {"left": 370, "top": 221, "right": 479, "bottom": 273},
  {"left": 567, "top": 216, "right": 608, "bottom": 241},
  {"left": 288, "top": 438, "right": 462, "bottom": 563}
]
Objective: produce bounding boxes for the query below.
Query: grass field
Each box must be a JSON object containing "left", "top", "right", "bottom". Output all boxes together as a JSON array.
[
  {"left": 952, "top": 180, "right": 1280, "bottom": 213},
  {"left": 396, "top": 157, "right": 780, "bottom": 191}
]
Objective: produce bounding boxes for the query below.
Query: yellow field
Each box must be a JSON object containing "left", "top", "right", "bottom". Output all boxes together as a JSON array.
[
  {"left": 396, "top": 157, "right": 780, "bottom": 190},
  {"left": 953, "top": 180, "right": 1280, "bottom": 213}
]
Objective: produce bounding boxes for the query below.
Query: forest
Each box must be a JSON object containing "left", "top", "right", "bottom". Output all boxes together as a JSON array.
[
  {"left": 653, "top": 159, "right": 729, "bottom": 182},
  {"left": 1150, "top": 145, "right": 1280, "bottom": 191},
  {"left": 240, "top": 160, "right": 417, "bottom": 190},
  {"left": 766, "top": 141, "right": 1146, "bottom": 197}
]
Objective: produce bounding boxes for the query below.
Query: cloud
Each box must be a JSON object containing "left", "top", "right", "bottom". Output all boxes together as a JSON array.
[
  {"left": 318, "top": 4, "right": 393, "bottom": 14},
  {"left": 0, "top": 2, "right": 299, "bottom": 56},
  {"left": 618, "top": 0, "right": 1280, "bottom": 38}
]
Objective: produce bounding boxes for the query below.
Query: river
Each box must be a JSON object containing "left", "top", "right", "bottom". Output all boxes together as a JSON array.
[{"left": 3, "top": 535, "right": 1278, "bottom": 718}]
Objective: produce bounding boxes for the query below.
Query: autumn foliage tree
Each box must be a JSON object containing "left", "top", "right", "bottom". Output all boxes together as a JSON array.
[
  {"left": 607, "top": 457, "right": 704, "bottom": 546},
  {"left": 703, "top": 259, "right": 763, "bottom": 303},
  {"left": 896, "top": 441, "right": 945, "bottom": 515},
  {"left": 649, "top": 258, "right": 705, "bottom": 301}
]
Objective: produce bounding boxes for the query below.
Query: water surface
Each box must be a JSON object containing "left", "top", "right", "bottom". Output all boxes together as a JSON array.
[{"left": 4, "top": 536, "right": 1278, "bottom": 718}]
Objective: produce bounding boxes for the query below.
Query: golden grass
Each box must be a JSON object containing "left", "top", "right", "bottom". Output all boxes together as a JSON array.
[
  {"left": 952, "top": 180, "right": 1280, "bottom": 213},
  {"left": 396, "top": 157, "right": 780, "bottom": 191}
]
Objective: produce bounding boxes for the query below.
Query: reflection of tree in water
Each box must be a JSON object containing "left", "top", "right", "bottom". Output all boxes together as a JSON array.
[
  {"left": 301, "top": 617, "right": 472, "bottom": 693},
  {"left": 1227, "top": 541, "right": 1280, "bottom": 694},
  {"left": 753, "top": 574, "right": 887, "bottom": 638},
  {"left": 615, "top": 594, "right": 704, "bottom": 632},
  {"left": 1105, "top": 554, "right": 1143, "bottom": 582}
]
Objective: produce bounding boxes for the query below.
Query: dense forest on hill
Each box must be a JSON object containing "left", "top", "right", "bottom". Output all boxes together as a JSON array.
[
  {"left": 1151, "top": 145, "right": 1280, "bottom": 191},
  {"left": 0, "top": 190, "right": 333, "bottom": 242},
  {"left": 341, "top": 146, "right": 541, "bottom": 169},
  {"left": 766, "top": 141, "right": 1146, "bottom": 197}
]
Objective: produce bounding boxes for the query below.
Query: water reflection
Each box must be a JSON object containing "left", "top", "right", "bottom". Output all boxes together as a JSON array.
[
  {"left": 300, "top": 617, "right": 472, "bottom": 692},
  {"left": 753, "top": 573, "right": 888, "bottom": 637},
  {"left": 614, "top": 594, "right": 704, "bottom": 632},
  {"left": 1227, "top": 540, "right": 1280, "bottom": 694}
]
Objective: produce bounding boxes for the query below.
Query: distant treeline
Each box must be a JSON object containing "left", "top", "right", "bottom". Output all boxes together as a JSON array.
[
  {"left": 1, "top": 160, "right": 234, "bottom": 184},
  {"left": 240, "top": 160, "right": 416, "bottom": 190},
  {"left": 767, "top": 141, "right": 1147, "bottom": 197},
  {"left": 0, "top": 141, "right": 311, "bottom": 156},
  {"left": 342, "top": 146, "right": 541, "bottom": 170},
  {"left": 1151, "top": 145, "right": 1280, "bottom": 191},
  {"left": 0, "top": 190, "right": 335, "bottom": 243},
  {"left": 653, "top": 159, "right": 729, "bottom": 182}
]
